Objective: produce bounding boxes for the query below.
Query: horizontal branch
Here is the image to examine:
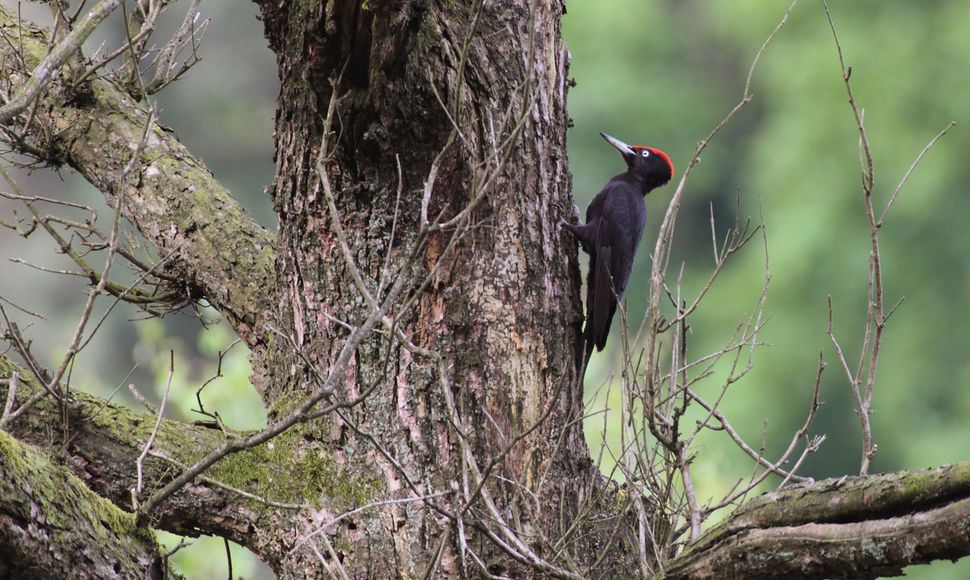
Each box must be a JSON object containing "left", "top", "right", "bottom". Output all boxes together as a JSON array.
[
  {"left": 664, "top": 463, "right": 970, "bottom": 579},
  {"left": 0, "top": 356, "right": 310, "bottom": 563},
  {"left": 0, "top": 7, "right": 276, "bottom": 345}
]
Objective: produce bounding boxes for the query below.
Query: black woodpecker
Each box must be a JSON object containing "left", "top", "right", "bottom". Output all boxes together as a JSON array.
[{"left": 561, "top": 132, "right": 674, "bottom": 367}]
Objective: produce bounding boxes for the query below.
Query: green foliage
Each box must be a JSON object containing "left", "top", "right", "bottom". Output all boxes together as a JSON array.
[
  {"left": 157, "top": 531, "right": 271, "bottom": 580},
  {"left": 130, "top": 314, "right": 266, "bottom": 431},
  {"left": 566, "top": 1, "right": 970, "bottom": 577}
]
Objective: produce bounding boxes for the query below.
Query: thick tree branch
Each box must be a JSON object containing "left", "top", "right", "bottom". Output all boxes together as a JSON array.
[
  {"left": 0, "top": 430, "right": 176, "bottom": 579},
  {"left": 0, "top": 356, "right": 313, "bottom": 564},
  {"left": 0, "top": 7, "right": 275, "bottom": 345},
  {"left": 665, "top": 463, "right": 970, "bottom": 579}
]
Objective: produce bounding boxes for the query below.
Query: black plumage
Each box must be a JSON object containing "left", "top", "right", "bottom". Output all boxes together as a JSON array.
[{"left": 562, "top": 132, "right": 674, "bottom": 365}]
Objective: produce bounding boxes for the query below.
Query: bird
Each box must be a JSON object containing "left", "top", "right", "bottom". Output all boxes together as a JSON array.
[{"left": 561, "top": 132, "right": 674, "bottom": 368}]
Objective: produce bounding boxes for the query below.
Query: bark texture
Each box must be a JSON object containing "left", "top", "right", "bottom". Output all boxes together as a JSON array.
[
  {"left": 0, "top": 429, "right": 174, "bottom": 579},
  {"left": 255, "top": 0, "right": 607, "bottom": 575},
  {"left": 664, "top": 464, "right": 970, "bottom": 579}
]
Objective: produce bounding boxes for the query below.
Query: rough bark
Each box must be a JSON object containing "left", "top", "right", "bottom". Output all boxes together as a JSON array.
[
  {"left": 0, "top": 429, "right": 175, "bottom": 579},
  {"left": 254, "top": 0, "right": 611, "bottom": 576}
]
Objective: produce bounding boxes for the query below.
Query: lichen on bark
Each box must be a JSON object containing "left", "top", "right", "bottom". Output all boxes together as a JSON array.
[{"left": 0, "top": 430, "right": 173, "bottom": 579}]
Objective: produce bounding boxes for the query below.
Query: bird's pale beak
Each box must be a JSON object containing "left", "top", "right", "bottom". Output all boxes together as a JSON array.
[{"left": 600, "top": 132, "right": 635, "bottom": 158}]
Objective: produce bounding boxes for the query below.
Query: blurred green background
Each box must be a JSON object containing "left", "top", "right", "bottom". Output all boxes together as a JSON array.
[
  {"left": 567, "top": 2, "right": 970, "bottom": 578},
  {"left": 1, "top": 0, "right": 968, "bottom": 577}
]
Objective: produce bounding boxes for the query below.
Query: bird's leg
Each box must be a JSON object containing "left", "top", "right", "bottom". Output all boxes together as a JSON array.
[
  {"left": 553, "top": 200, "right": 582, "bottom": 235},
  {"left": 553, "top": 199, "right": 567, "bottom": 235}
]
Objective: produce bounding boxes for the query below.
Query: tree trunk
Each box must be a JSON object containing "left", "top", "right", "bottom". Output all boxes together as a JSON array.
[{"left": 254, "top": 0, "right": 624, "bottom": 575}]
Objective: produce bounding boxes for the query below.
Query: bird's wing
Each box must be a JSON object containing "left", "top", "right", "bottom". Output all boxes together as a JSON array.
[
  {"left": 584, "top": 185, "right": 645, "bottom": 353},
  {"left": 585, "top": 218, "right": 619, "bottom": 352},
  {"left": 610, "top": 226, "right": 636, "bottom": 301}
]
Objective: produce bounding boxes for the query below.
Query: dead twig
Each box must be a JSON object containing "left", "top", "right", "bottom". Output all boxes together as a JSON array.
[
  {"left": 132, "top": 350, "right": 175, "bottom": 508},
  {"left": 0, "top": 0, "right": 123, "bottom": 123}
]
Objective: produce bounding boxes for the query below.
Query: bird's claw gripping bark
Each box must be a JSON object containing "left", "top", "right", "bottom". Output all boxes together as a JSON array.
[{"left": 552, "top": 200, "right": 581, "bottom": 234}]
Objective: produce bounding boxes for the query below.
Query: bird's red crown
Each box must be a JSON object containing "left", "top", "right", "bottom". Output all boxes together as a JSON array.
[{"left": 637, "top": 146, "right": 675, "bottom": 180}]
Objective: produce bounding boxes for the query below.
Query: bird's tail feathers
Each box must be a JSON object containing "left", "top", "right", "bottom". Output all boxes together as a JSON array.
[{"left": 587, "top": 247, "right": 616, "bottom": 352}]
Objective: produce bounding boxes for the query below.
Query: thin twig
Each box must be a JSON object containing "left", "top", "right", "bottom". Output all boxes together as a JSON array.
[
  {"left": 1, "top": 371, "right": 17, "bottom": 423},
  {"left": 133, "top": 350, "right": 174, "bottom": 507},
  {"left": 823, "top": 0, "right": 882, "bottom": 474},
  {"left": 878, "top": 121, "right": 955, "bottom": 226},
  {"left": 0, "top": 0, "right": 123, "bottom": 123}
]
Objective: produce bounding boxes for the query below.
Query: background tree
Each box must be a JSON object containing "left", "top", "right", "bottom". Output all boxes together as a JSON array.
[{"left": 0, "top": 1, "right": 968, "bottom": 578}]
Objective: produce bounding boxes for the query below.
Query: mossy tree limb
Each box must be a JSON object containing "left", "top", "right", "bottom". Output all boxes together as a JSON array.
[
  {"left": 664, "top": 465, "right": 970, "bottom": 579},
  {"left": 0, "top": 429, "right": 177, "bottom": 579},
  {"left": 0, "top": 5, "right": 276, "bottom": 348},
  {"left": 0, "top": 357, "right": 369, "bottom": 568}
]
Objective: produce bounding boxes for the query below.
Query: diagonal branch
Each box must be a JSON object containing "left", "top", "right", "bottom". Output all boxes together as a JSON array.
[
  {"left": 0, "top": 6, "right": 276, "bottom": 345},
  {"left": 0, "top": 429, "right": 176, "bottom": 578},
  {"left": 0, "top": 356, "right": 309, "bottom": 558},
  {"left": 0, "top": 0, "right": 123, "bottom": 124}
]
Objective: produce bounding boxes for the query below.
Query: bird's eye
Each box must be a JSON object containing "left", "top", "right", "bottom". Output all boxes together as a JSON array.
[{"left": 641, "top": 150, "right": 650, "bottom": 157}]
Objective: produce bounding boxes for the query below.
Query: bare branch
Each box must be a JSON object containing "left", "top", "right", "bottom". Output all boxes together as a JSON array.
[
  {"left": 879, "top": 121, "right": 956, "bottom": 226},
  {"left": 0, "top": 0, "right": 122, "bottom": 123},
  {"left": 133, "top": 350, "right": 175, "bottom": 506}
]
